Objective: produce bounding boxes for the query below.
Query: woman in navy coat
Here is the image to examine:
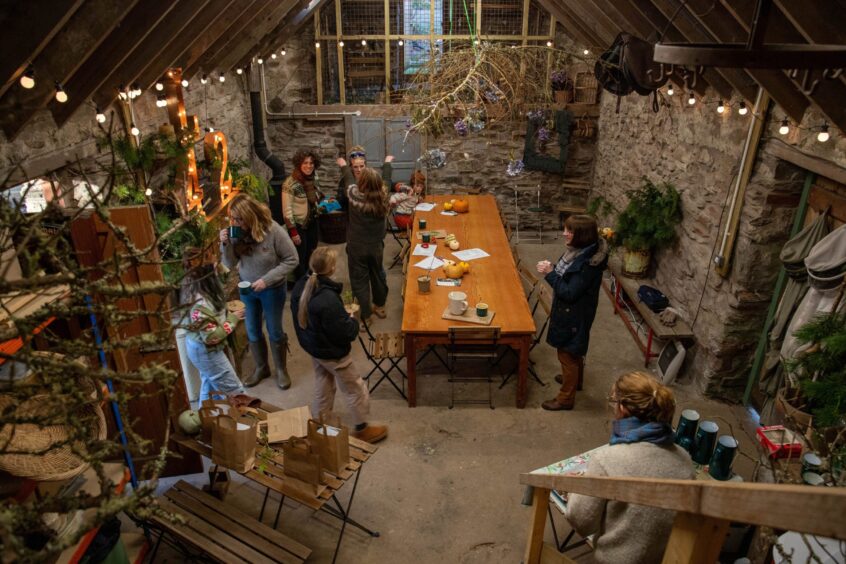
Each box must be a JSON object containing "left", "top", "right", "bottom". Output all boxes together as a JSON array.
[{"left": 537, "top": 215, "right": 608, "bottom": 410}]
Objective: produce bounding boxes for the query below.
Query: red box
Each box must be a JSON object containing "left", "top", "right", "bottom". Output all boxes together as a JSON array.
[{"left": 756, "top": 425, "right": 803, "bottom": 459}]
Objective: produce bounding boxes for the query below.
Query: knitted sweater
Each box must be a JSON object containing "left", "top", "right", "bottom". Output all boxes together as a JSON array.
[
  {"left": 341, "top": 166, "right": 390, "bottom": 248},
  {"left": 186, "top": 296, "right": 239, "bottom": 351},
  {"left": 566, "top": 442, "right": 694, "bottom": 563},
  {"left": 281, "top": 173, "right": 323, "bottom": 233},
  {"left": 390, "top": 185, "right": 419, "bottom": 215},
  {"left": 220, "top": 222, "right": 299, "bottom": 288}
]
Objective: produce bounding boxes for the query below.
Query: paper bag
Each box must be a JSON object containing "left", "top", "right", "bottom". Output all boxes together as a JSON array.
[
  {"left": 198, "top": 407, "right": 221, "bottom": 444},
  {"left": 282, "top": 436, "right": 323, "bottom": 490},
  {"left": 262, "top": 406, "right": 311, "bottom": 443},
  {"left": 307, "top": 419, "right": 350, "bottom": 474},
  {"left": 211, "top": 415, "right": 256, "bottom": 473}
]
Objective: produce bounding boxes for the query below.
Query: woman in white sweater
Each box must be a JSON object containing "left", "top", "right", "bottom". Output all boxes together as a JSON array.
[{"left": 566, "top": 371, "right": 694, "bottom": 563}]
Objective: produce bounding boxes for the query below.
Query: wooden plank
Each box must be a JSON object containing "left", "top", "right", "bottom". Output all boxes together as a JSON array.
[
  {"left": 520, "top": 473, "right": 846, "bottom": 540},
  {"left": 773, "top": 0, "right": 846, "bottom": 46},
  {"left": 154, "top": 499, "right": 252, "bottom": 564},
  {"left": 766, "top": 139, "right": 846, "bottom": 186},
  {"left": 534, "top": 0, "right": 601, "bottom": 48},
  {"left": 557, "top": 0, "right": 616, "bottom": 45},
  {"left": 0, "top": 0, "right": 84, "bottom": 99},
  {"left": 183, "top": 0, "right": 277, "bottom": 79},
  {"left": 0, "top": 0, "right": 137, "bottom": 140},
  {"left": 134, "top": 0, "right": 240, "bottom": 92},
  {"left": 215, "top": 0, "right": 301, "bottom": 73},
  {"left": 661, "top": 512, "right": 730, "bottom": 564},
  {"left": 179, "top": 0, "right": 263, "bottom": 74},
  {"left": 50, "top": 0, "right": 177, "bottom": 127},
  {"left": 91, "top": 0, "right": 215, "bottom": 112},
  {"left": 524, "top": 486, "right": 550, "bottom": 564}
]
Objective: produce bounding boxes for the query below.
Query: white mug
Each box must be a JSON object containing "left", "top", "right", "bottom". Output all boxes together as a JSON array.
[{"left": 448, "top": 291, "right": 468, "bottom": 315}]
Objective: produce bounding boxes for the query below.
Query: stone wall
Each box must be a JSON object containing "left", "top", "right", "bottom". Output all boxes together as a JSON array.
[{"left": 591, "top": 91, "right": 844, "bottom": 399}]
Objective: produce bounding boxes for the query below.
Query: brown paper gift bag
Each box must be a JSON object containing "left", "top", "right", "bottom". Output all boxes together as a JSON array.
[
  {"left": 282, "top": 436, "right": 323, "bottom": 490},
  {"left": 307, "top": 419, "right": 350, "bottom": 475},
  {"left": 211, "top": 415, "right": 256, "bottom": 473},
  {"left": 198, "top": 407, "right": 221, "bottom": 444}
]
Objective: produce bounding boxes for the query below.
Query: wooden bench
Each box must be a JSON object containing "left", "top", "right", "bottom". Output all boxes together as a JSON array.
[
  {"left": 603, "top": 258, "right": 694, "bottom": 367},
  {"left": 149, "top": 480, "right": 311, "bottom": 564}
]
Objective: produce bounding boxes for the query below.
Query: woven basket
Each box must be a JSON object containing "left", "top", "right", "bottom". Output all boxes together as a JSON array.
[
  {"left": 0, "top": 388, "right": 107, "bottom": 481},
  {"left": 318, "top": 212, "right": 348, "bottom": 245}
]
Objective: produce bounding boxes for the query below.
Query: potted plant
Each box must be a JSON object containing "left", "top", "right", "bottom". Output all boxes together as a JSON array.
[
  {"left": 613, "top": 178, "right": 682, "bottom": 277},
  {"left": 551, "top": 70, "right": 574, "bottom": 104}
]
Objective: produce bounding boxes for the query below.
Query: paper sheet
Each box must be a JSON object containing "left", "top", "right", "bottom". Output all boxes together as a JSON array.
[
  {"left": 414, "top": 202, "right": 436, "bottom": 212},
  {"left": 436, "top": 278, "right": 462, "bottom": 287},
  {"left": 440, "top": 210, "right": 458, "bottom": 216},
  {"left": 412, "top": 243, "right": 436, "bottom": 257},
  {"left": 451, "top": 248, "right": 490, "bottom": 261},
  {"left": 414, "top": 256, "right": 444, "bottom": 270}
]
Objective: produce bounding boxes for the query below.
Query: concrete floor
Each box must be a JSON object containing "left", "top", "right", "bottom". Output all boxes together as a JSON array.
[{"left": 148, "top": 232, "right": 760, "bottom": 563}]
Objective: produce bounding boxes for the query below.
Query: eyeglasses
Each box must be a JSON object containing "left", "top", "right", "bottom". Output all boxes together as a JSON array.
[{"left": 349, "top": 151, "right": 366, "bottom": 159}]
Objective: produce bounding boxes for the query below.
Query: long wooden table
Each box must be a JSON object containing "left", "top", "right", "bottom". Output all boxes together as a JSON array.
[{"left": 401, "top": 195, "right": 536, "bottom": 408}]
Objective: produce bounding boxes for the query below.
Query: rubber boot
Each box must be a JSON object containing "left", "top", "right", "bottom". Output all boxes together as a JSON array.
[
  {"left": 243, "top": 339, "right": 270, "bottom": 387},
  {"left": 271, "top": 336, "right": 292, "bottom": 390}
]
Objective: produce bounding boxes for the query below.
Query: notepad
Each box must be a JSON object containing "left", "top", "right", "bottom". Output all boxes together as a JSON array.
[
  {"left": 451, "top": 248, "right": 490, "bottom": 261},
  {"left": 414, "top": 202, "right": 436, "bottom": 212}
]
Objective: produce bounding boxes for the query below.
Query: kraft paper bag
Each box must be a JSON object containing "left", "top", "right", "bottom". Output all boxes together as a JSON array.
[
  {"left": 282, "top": 436, "right": 323, "bottom": 491},
  {"left": 211, "top": 415, "right": 256, "bottom": 473},
  {"left": 198, "top": 407, "right": 222, "bottom": 444},
  {"left": 262, "top": 406, "right": 311, "bottom": 443},
  {"left": 307, "top": 419, "right": 350, "bottom": 475}
]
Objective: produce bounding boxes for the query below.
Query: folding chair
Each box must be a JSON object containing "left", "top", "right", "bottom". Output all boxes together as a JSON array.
[
  {"left": 518, "top": 264, "right": 541, "bottom": 309},
  {"left": 499, "top": 284, "right": 552, "bottom": 389},
  {"left": 387, "top": 218, "right": 410, "bottom": 269},
  {"left": 447, "top": 326, "right": 502, "bottom": 409},
  {"left": 358, "top": 317, "right": 407, "bottom": 399},
  {"left": 510, "top": 242, "right": 521, "bottom": 268}
]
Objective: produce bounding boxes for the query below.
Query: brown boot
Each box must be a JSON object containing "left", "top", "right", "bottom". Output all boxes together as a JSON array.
[
  {"left": 352, "top": 424, "right": 388, "bottom": 444},
  {"left": 555, "top": 357, "right": 585, "bottom": 390},
  {"left": 543, "top": 373, "right": 577, "bottom": 411}
]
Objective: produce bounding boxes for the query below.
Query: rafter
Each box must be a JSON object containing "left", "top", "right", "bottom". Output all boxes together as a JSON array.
[
  {"left": 50, "top": 0, "right": 179, "bottom": 127},
  {"left": 178, "top": 0, "right": 263, "bottom": 75},
  {"left": 535, "top": 0, "right": 602, "bottom": 48},
  {"left": 234, "top": 0, "right": 324, "bottom": 70},
  {"left": 217, "top": 0, "right": 301, "bottom": 73},
  {"left": 557, "top": 0, "right": 616, "bottom": 45}
]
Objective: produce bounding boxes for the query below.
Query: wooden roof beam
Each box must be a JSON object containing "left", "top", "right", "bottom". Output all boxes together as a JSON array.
[
  {"left": 183, "top": 0, "right": 279, "bottom": 80},
  {"left": 91, "top": 0, "right": 216, "bottom": 114},
  {"left": 0, "top": 0, "right": 85, "bottom": 100},
  {"left": 217, "top": 0, "right": 301, "bottom": 73},
  {"left": 534, "top": 0, "right": 603, "bottom": 49},
  {"left": 682, "top": 0, "right": 810, "bottom": 123},
  {"left": 233, "top": 0, "right": 325, "bottom": 70},
  {"left": 557, "top": 0, "right": 617, "bottom": 45},
  {"left": 51, "top": 0, "right": 180, "bottom": 127},
  {"left": 0, "top": 0, "right": 138, "bottom": 140}
]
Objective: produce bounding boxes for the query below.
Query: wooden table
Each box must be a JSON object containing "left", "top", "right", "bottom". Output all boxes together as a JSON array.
[
  {"left": 401, "top": 195, "right": 536, "bottom": 408},
  {"left": 172, "top": 402, "right": 379, "bottom": 563}
]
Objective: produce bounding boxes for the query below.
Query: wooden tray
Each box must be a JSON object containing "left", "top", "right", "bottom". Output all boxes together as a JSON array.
[{"left": 441, "top": 308, "right": 496, "bottom": 325}]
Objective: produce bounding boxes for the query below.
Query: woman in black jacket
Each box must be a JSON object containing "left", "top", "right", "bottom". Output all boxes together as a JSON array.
[
  {"left": 290, "top": 247, "right": 388, "bottom": 444},
  {"left": 537, "top": 214, "right": 608, "bottom": 411}
]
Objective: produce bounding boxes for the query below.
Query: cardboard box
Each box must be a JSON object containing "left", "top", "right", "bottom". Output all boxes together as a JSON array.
[{"left": 756, "top": 425, "right": 804, "bottom": 459}]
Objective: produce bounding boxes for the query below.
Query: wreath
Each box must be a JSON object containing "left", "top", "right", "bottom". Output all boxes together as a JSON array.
[{"left": 523, "top": 109, "right": 572, "bottom": 174}]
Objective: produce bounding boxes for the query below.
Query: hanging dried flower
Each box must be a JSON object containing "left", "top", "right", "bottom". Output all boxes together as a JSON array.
[
  {"left": 506, "top": 159, "right": 524, "bottom": 177},
  {"left": 418, "top": 148, "right": 447, "bottom": 169},
  {"left": 537, "top": 126, "right": 551, "bottom": 144},
  {"left": 454, "top": 119, "right": 468, "bottom": 136}
]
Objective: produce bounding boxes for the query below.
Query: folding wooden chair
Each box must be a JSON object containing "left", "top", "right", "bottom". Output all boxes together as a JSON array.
[
  {"left": 358, "top": 317, "right": 407, "bottom": 399},
  {"left": 447, "top": 326, "right": 502, "bottom": 409},
  {"left": 499, "top": 284, "right": 552, "bottom": 389},
  {"left": 510, "top": 242, "right": 521, "bottom": 268},
  {"left": 518, "top": 264, "right": 541, "bottom": 308},
  {"left": 387, "top": 219, "right": 410, "bottom": 269}
]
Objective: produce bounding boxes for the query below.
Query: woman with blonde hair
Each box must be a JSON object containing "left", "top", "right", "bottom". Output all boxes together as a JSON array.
[
  {"left": 220, "top": 193, "right": 298, "bottom": 390},
  {"left": 565, "top": 371, "right": 693, "bottom": 563},
  {"left": 290, "top": 247, "right": 388, "bottom": 444},
  {"left": 336, "top": 145, "right": 394, "bottom": 209}
]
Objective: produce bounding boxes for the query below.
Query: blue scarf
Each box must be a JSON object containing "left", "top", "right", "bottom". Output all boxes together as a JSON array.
[{"left": 610, "top": 416, "right": 674, "bottom": 446}]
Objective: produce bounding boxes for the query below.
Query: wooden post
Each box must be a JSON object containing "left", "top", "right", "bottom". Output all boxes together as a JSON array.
[
  {"left": 315, "top": 13, "right": 323, "bottom": 105},
  {"left": 524, "top": 486, "right": 549, "bottom": 564},
  {"left": 662, "top": 512, "right": 730, "bottom": 564},
  {"left": 335, "top": 0, "right": 345, "bottom": 104},
  {"left": 384, "top": 0, "right": 391, "bottom": 104}
]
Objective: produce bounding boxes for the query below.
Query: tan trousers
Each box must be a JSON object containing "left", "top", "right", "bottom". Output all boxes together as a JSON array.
[
  {"left": 311, "top": 354, "right": 370, "bottom": 425},
  {"left": 556, "top": 349, "right": 581, "bottom": 406}
]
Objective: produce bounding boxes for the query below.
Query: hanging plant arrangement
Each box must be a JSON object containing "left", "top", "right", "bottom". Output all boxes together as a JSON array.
[{"left": 523, "top": 109, "right": 573, "bottom": 174}]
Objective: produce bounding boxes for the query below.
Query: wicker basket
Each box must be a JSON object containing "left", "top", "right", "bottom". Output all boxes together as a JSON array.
[
  {"left": 0, "top": 386, "right": 107, "bottom": 481},
  {"left": 318, "top": 212, "right": 348, "bottom": 245}
]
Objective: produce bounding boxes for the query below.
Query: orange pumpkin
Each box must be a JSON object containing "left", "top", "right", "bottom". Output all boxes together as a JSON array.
[{"left": 452, "top": 199, "right": 470, "bottom": 213}]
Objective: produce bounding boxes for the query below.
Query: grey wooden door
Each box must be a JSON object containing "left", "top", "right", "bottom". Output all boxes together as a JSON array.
[{"left": 350, "top": 115, "right": 421, "bottom": 185}]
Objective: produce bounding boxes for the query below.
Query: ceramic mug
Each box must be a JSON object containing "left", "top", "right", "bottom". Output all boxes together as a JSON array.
[
  {"left": 691, "top": 420, "right": 719, "bottom": 465},
  {"left": 422, "top": 233, "right": 431, "bottom": 244},
  {"left": 448, "top": 291, "right": 468, "bottom": 315},
  {"left": 238, "top": 281, "right": 252, "bottom": 295},
  {"left": 708, "top": 435, "right": 739, "bottom": 481},
  {"left": 419, "top": 218, "right": 427, "bottom": 230},
  {"left": 418, "top": 275, "right": 431, "bottom": 294},
  {"left": 802, "top": 452, "right": 822, "bottom": 474},
  {"left": 674, "top": 409, "right": 700, "bottom": 450},
  {"left": 229, "top": 225, "right": 243, "bottom": 240},
  {"left": 476, "top": 302, "right": 488, "bottom": 317}
]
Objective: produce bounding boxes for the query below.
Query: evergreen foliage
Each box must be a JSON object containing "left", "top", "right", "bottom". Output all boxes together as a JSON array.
[{"left": 614, "top": 178, "right": 682, "bottom": 252}]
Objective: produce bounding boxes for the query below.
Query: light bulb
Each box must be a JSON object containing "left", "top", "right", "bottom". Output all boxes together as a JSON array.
[
  {"left": 687, "top": 92, "right": 695, "bottom": 105},
  {"left": 95, "top": 108, "right": 106, "bottom": 123},
  {"left": 667, "top": 85, "right": 674, "bottom": 96},
  {"left": 398, "top": 40, "right": 404, "bottom": 46},
  {"left": 200, "top": 74, "right": 208, "bottom": 84},
  {"left": 155, "top": 82, "right": 164, "bottom": 91},
  {"left": 717, "top": 100, "right": 725, "bottom": 113},
  {"left": 271, "top": 52, "right": 277, "bottom": 59},
  {"left": 583, "top": 49, "right": 589, "bottom": 55},
  {"left": 474, "top": 39, "right": 480, "bottom": 45},
  {"left": 779, "top": 118, "right": 789, "bottom": 135},
  {"left": 281, "top": 48, "right": 286, "bottom": 56},
  {"left": 738, "top": 102, "right": 748, "bottom": 115},
  {"left": 193, "top": 192, "right": 199, "bottom": 200},
  {"left": 817, "top": 124, "right": 830, "bottom": 143},
  {"left": 361, "top": 39, "right": 367, "bottom": 46},
  {"left": 20, "top": 67, "right": 35, "bottom": 89},
  {"left": 339, "top": 40, "right": 345, "bottom": 47},
  {"left": 236, "top": 67, "right": 243, "bottom": 74},
  {"left": 145, "top": 188, "right": 152, "bottom": 196},
  {"left": 314, "top": 42, "right": 320, "bottom": 48},
  {"left": 258, "top": 56, "right": 264, "bottom": 64},
  {"left": 130, "top": 123, "right": 140, "bottom": 136},
  {"left": 546, "top": 40, "right": 553, "bottom": 47},
  {"left": 118, "top": 84, "right": 128, "bottom": 100},
  {"left": 132, "top": 83, "right": 141, "bottom": 97},
  {"left": 156, "top": 94, "right": 166, "bottom": 107},
  {"left": 219, "top": 73, "right": 225, "bottom": 83},
  {"left": 206, "top": 126, "right": 214, "bottom": 133},
  {"left": 181, "top": 78, "right": 189, "bottom": 87},
  {"left": 55, "top": 82, "right": 68, "bottom": 103}
]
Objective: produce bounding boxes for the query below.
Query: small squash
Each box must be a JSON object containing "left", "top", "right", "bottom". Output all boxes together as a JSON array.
[
  {"left": 448, "top": 239, "right": 460, "bottom": 251},
  {"left": 452, "top": 199, "right": 470, "bottom": 213},
  {"left": 442, "top": 260, "right": 466, "bottom": 279}
]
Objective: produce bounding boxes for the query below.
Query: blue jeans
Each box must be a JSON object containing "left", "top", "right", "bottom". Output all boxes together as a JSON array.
[
  {"left": 186, "top": 337, "right": 246, "bottom": 401},
  {"left": 241, "top": 283, "right": 286, "bottom": 343}
]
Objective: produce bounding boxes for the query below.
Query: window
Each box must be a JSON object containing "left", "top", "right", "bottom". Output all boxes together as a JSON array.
[{"left": 315, "top": 0, "right": 553, "bottom": 104}]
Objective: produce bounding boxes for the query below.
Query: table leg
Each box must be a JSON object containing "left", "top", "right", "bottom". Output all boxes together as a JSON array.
[
  {"left": 645, "top": 328, "right": 654, "bottom": 367},
  {"left": 516, "top": 337, "right": 530, "bottom": 408},
  {"left": 273, "top": 494, "right": 285, "bottom": 529},
  {"left": 613, "top": 275, "right": 621, "bottom": 315},
  {"left": 324, "top": 465, "right": 379, "bottom": 564},
  {"left": 405, "top": 333, "right": 417, "bottom": 407}
]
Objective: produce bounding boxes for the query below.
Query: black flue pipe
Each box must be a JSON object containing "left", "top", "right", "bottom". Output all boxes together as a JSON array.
[{"left": 249, "top": 90, "right": 286, "bottom": 225}]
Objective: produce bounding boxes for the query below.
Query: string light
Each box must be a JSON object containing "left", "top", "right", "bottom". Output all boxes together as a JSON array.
[
  {"left": 271, "top": 52, "right": 277, "bottom": 59},
  {"left": 206, "top": 126, "right": 214, "bottom": 133},
  {"left": 583, "top": 49, "right": 590, "bottom": 55},
  {"left": 667, "top": 85, "right": 674, "bottom": 96},
  {"left": 219, "top": 73, "right": 225, "bottom": 83},
  {"left": 130, "top": 123, "right": 140, "bottom": 136},
  {"left": 118, "top": 84, "right": 128, "bottom": 100},
  {"left": 779, "top": 118, "right": 789, "bottom": 135},
  {"left": 236, "top": 67, "right": 243, "bottom": 75},
  {"left": 687, "top": 92, "right": 696, "bottom": 105},
  {"left": 738, "top": 101, "right": 748, "bottom": 115},
  {"left": 156, "top": 94, "right": 166, "bottom": 107},
  {"left": 145, "top": 188, "right": 152, "bottom": 196},
  {"left": 339, "top": 40, "right": 345, "bottom": 47},
  {"left": 474, "top": 39, "right": 480, "bottom": 45},
  {"left": 817, "top": 123, "right": 830, "bottom": 143},
  {"left": 315, "top": 42, "right": 320, "bottom": 48},
  {"left": 398, "top": 40, "right": 404, "bottom": 46},
  {"left": 361, "top": 39, "right": 367, "bottom": 46},
  {"left": 95, "top": 107, "right": 106, "bottom": 123},
  {"left": 200, "top": 74, "right": 208, "bottom": 84},
  {"left": 546, "top": 40, "right": 553, "bottom": 47},
  {"left": 181, "top": 78, "right": 189, "bottom": 87},
  {"left": 716, "top": 100, "right": 725, "bottom": 113},
  {"left": 281, "top": 48, "right": 286, "bottom": 56},
  {"left": 54, "top": 82, "right": 68, "bottom": 103},
  {"left": 257, "top": 56, "right": 264, "bottom": 64},
  {"left": 131, "top": 83, "right": 141, "bottom": 98},
  {"left": 155, "top": 81, "right": 164, "bottom": 91},
  {"left": 20, "top": 66, "right": 35, "bottom": 89}
]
